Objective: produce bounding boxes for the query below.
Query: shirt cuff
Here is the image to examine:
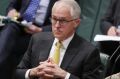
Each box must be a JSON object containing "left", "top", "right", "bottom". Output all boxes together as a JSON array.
[
  {"left": 65, "top": 72, "right": 70, "bottom": 79},
  {"left": 25, "top": 69, "right": 31, "bottom": 79}
]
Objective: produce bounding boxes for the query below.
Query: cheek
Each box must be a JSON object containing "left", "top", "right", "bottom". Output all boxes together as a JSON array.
[
  {"left": 62, "top": 28, "right": 71, "bottom": 35},
  {"left": 66, "top": 26, "right": 74, "bottom": 31},
  {"left": 65, "top": 27, "right": 74, "bottom": 35}
]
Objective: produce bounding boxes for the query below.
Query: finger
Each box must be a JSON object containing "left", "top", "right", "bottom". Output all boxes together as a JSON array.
[
  {"left": 36, "top": 71, "right": 45, "bottom": 77},
  {"left": 35, "top": 27, "right": 42, "bottom": 32},
  {"left": 39, "top": 60, "right": 48, "bottom": 65},
  {"left": 47, "top": 58, "right": 51, "bottom": 62},
  {"left": 39, "top": 58, "right": 53, "bottom": 65},
  {"left": 49, "top": 58, "right": 55, "bottom": 64},
  {"left": 24, "top": 28, "right": 34, "bottom": 34},
  {"left": 39, "top": 62, "right": 44, "bottom": 65},
  {"left": 44, "top": 74, "right": 54, "bottom": 78},
  {"left": 28, "top": 27, "right": 42, "bottom": 33},
  {"left": 43, "top": 67, "right": 55, "bottom": 75}
]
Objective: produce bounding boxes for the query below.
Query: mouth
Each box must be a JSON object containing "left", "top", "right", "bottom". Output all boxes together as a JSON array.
[{"left": 54, "top": 30, "right": 62, "bottom": 34}]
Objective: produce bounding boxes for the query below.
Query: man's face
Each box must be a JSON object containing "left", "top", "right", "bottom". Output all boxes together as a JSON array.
[{"left": 51, "top": 5, "right": 80, "bottom": 41}]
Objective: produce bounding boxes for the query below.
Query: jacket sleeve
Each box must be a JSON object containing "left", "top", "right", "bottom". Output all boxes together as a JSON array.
[
  {"left": 6, "top": 0, "right": 22, "bottom": 14},
  {"left": 15, "top": 36, "right": 34, "bottom": 79},
  {"left": 69, "top": 48, "right": 104, "bottom": 79},
  {"left": 100, "top": 0, "right": 117, "bottom": 34}
]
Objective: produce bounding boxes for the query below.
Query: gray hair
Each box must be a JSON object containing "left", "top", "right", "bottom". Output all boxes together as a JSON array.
[{"left": 52, "top": 0, "right": 81, "bottom": 19}]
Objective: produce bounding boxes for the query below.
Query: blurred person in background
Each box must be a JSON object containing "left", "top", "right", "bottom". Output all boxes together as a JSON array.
[{"left": 100, "top": 0, "right": 120, "bottom": 77}]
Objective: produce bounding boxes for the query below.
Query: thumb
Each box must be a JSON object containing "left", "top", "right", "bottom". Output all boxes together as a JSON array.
[{"left": 48, "top": 58, "right": 55, "bottom": 64}]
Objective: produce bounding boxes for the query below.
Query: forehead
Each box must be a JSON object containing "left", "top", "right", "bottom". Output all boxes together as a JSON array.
[{"left": 52, "top": 4, "right": 72, "bottom": 18}]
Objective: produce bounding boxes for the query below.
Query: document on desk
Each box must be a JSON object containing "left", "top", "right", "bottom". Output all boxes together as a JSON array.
[
  {"left": 0, "top": 15, "right": 32, "bottom": 27},
  {"left": 94, "top": 35, "right": 120, "bottom": 41}
]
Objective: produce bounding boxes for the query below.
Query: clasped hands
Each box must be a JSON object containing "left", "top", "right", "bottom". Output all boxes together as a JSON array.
[{"left": 29, "top": 58, "right": 67, "bottom": 79}]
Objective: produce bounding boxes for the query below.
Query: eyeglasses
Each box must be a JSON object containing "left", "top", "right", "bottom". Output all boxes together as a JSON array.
[{"left": 51, "top": 17, "right": 78, "bottom": 26}]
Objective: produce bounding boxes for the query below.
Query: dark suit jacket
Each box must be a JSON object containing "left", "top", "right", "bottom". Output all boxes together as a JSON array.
[
  {"left": 6, "top": 0, "right": 57, "bottom": 31},
  {"left": 15, "top": 32, "right": 103, "bottom": 79},
  {"left": 0, "top": 24, "right": 23, "bottom": 79},
  {"left": 101, "top": 0, "right": 120, "bottom": 34}
]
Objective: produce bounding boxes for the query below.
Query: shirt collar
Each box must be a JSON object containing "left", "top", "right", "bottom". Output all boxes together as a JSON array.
[{"left": 54, "top": 33, "right": 75, "bottom": 49}]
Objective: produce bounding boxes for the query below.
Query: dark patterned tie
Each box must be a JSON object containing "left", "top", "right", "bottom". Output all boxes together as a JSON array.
[{"left": 23, "top": 0, "right": 40, "bottom": 22}]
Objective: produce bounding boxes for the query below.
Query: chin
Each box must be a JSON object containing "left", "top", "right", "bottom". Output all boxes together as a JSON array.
[
  {"left": 53, "top": 32, "right": 60, "bottom": 36},
  {"left": 54, "top": 34, "right": 61, "bottom": 38},
  {"left": 54, "top": 34, "right": 62, "bottom": 39}
]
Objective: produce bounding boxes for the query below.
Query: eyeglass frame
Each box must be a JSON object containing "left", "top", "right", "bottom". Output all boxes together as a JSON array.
[{"left": 51, "top": 17, "right": 79, "bottom": 26}]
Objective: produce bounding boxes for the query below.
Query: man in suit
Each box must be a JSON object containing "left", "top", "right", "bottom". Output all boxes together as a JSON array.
[
  {"left": 15, "top": 0, "right": 103, "bottom": 79},
  {"left": 101, "top": 0, "right": 120, "bottom": 36},
  {"left": 100, "top": 0, "right": 120, "bottom": 76}
]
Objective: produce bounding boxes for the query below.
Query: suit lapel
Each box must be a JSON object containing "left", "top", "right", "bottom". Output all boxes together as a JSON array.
[
  {"left": 60, "top": 34, "right": 81, "bottom": 69},
  {"left": 60, "top": 47, "right": 78, "bottom": 69},
  {"left": 38, "top": 35, "right": 54, "bottom": 62}
]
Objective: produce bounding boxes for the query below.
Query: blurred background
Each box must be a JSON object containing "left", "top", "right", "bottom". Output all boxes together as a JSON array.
[{"left": 0, "top": 0, "right": 111, "bottom": 43}]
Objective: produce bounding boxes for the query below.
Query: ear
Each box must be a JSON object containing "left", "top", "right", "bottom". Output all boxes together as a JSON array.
[{"left": 74, "top": 19, "right": 80, "bottom": 28}]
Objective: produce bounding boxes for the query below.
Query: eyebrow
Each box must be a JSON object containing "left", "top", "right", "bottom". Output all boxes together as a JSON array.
[{"left": 52, "top": 15, "right": 68, "bottom": 20}]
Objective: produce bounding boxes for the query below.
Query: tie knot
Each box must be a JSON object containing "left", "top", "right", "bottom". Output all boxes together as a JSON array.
[{"left": 56, "top": 41, "right": 62, "bottom": 48}]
